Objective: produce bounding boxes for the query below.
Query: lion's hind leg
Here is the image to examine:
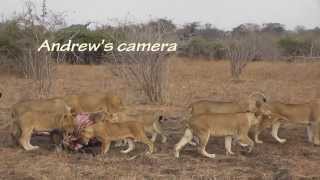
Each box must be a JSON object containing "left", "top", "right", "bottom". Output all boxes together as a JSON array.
[
  {"left": 19, "top": 127, "right": 38, "bottom": 150},
  {"left": 198, "top": 131, "right": 215, "bottom": 158},
  {"left": 174, "top": 128, "right": 193, "bottom": 158},
  {"left": 136, "top": 131, "right": 154, "bottom": 155},
  {"left": 120, "top": 139, "right": 135, "bottom": 154},
  {"left": 225, "top": 136, "right": 234, "bottom": 156},
  {"left": 253, "top": 126, "right": 264, "bottom": 144},
  {"left": 271, "top": 122, "right": 287, "bottom": 143},
  {"left": 238, "top": 135, "right": 254, "bottom": 153}
]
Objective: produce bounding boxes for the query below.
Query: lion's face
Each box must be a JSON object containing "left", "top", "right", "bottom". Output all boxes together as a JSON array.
[
  {"left": 108, "top": 96, "right": 125, "bottom": 113},
  {"left": 61, "top": 111, "right": 77, "bottom": 134},
  {"left": 79, "top": 127, "right": 94, "bottom": 145},
  {"left": 254, "top": 102, "right": 272, "bottom": 117}
]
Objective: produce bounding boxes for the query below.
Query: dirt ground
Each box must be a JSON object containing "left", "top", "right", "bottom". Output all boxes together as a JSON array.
[{"left": 0, "top": 57, "right": 320, "bottom": 179}]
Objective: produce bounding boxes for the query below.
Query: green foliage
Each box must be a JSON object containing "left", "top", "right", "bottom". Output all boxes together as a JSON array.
[
  {"left": 0, "top": 21, "right": 24, "bottom": 59},
  {"left": 179, "top": 36, "right": 225, "bottom": 59},
  {"left": 53, "top": 25, "right": 113, "bottom": 64},
  {"left": 278, "top": 37, "right": 311, "bottom": 56}
]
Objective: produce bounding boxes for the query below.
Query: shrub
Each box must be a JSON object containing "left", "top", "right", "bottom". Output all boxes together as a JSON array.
[
  {"left": 278, "top": 37, "right": 310, "bottom": 56},
  {"left": 179, "top": 36, "right": 225, "bottom": 59}
]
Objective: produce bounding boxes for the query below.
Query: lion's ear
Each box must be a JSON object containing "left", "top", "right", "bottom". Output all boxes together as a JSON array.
[
  {"left": 70, "top": 108, "right": 77, "bottom": 117},
  {"left": 256, "top": 101, "right": 262, "bottom": 108},
  {"left": 158, "top": 115, "right": 163, "bottom": 122},
  {"left": 89, "top": 112, "right": 103, "bottom": 122}
]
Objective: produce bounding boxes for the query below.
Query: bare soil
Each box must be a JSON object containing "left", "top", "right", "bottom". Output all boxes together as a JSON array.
[{"left": 0, "top": 57, "right": 320, "bottom": 180}]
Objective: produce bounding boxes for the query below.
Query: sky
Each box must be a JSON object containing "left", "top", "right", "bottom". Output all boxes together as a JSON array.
[{"left": 1, "top": 0, "right": 319, "bottom": 30}]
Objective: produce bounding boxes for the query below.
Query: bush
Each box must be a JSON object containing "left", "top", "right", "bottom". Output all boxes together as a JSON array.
[
  {"left": 278, "top": 37, "right": 310, "bottom": 56},
  {"left": 53, "top": 25, "right": 112, "bottom": 64},
  {"left": 179, "top": 37, "right": 225, "bottom": 59}
]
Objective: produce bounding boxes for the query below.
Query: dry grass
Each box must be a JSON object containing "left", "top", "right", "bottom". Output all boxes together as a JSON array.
[{"left": 0, "top": 57, "right": 320, "bottom": 179}]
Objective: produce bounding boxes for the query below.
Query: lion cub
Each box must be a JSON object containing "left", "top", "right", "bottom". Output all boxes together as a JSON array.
[
  {"left": 252, "top": 112, "right": 289, "bottom": 144},
  {"left": 174, "top": 112, "right": 266, "bottom": 158},
  {"left": 79, "top": 116, "right": 154, "bottom": 155},
  {"left": 120, "top": 112, "right": 168, "bottom": 143}
]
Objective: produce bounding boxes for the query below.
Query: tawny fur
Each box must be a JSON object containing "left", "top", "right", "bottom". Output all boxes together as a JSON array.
[
  {"left": 174, "top": 112, "right": 264, "bottom": 158},
  {"left": 61, "top": 92, "right": 124, "bottom": 114},
  {"left": 121, "top": 112, "right": 168, "bottom": 143},
  {"left": 189, "top": 101, "right": 244, "bottom": 115},
  {"left": 188, "top": 92, "right": 267, "bottom": 115},
  {"left": 261, "top": 100, "right": 320, "bottom": 145},
  {"left": 252, "top": 112, "right": 289, "bottom": 144},
  {"left": 80, "top": 119, "right": 154, "bottom": 155},
  {"left": 11, "top": 109, "right": 76, "bottom": 151},
  {"left": 11, "top": 98, "right": 69, "bottom": 120}
]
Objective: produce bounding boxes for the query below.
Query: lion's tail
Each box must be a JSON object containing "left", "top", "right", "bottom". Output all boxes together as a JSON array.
[
  {"left": 153, "top": 116, "right": 163, "bottom": 134},
  {"left": 10, "top": 122, "right": 21, "bottom": 145},
  {"left": 9, "top": 110, "right": 21, "bottom": 146}
]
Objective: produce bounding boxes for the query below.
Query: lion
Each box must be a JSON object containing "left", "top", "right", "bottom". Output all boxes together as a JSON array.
[
  {"left": 109, "top": 111, "right": 169, "bottom": 153},
  {"left": 258, "top": 100, "right": 320, "bottom": 145},
  {"left": 188, "top": 92, "right": 267, "bottom": 116},
  {"left": 189, "top": 100, "right": 244, "bottom": 115},
  {"left": 61, "top": 92, "right": 124, "bottom": 114},
  {"left": 252, "top": 112, "right": 289, "bottom": 144},
  {"left": 121, "top": 112, "right": 168, "bottom": 143},
  {"left": 185, "top": 92, "right": 270, "bottom": 146},
  {"left": 11, "top": 106, "right": 76, "bottom": 151},
  {"left": 174, "top": 111, "right": 270, "bottom": 158},
  {"left": 79, "top": 117, "right": 154, "bottom": 155},
  {"left": 11, "top": 98, "right": 69, "bottom": 120},
  {"left": 50, "top": 111, "right": 118, "bottom": 152}
]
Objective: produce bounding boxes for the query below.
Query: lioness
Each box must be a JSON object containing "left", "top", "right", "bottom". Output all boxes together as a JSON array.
[
  {"left": 259, "top": 100, "right": 320, "bottom": 145},
  {"left": 79, "top": 119, "right": 154, "bottom": 155},
  {"left": 11, "top": 98, "right": 69, "bottom": 119},
  {"left": 61, "top": 92, "right": 124, "bottom": 114},
  {"left": 189, "top": 100, "right": 243, "bottom": 115},
  {"left": 186, "top": 93, "right": 270, "bottom": 146},
  {"left": 188, "top": 92, "right": 267, "bottom": 115},
  {"left": 174, "top": 111, "right": 267, "bottom": 158},
  {"left": 11, "top": 107, "right": 76, "bottom": 151}
]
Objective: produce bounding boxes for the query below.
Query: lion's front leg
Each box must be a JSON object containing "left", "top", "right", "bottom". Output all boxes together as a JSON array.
[{"left": 101, "top": 140, "right": 111, "bottom": 154}]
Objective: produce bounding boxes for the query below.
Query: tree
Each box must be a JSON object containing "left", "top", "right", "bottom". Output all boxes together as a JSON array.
[
  {"left": 261, "top": 23, "right": 285, "bottom": 33},
  {"left": 178, "top": 22, "right": 200, "bottom": 40},
  {"left": 232, "top": 23, "right": 260, "bottom": 34},
  {"left": 110, "top": 20, "right": 177, "bottom": 103},
  {"left": 225, "top": 34, "right": 259, "bottom": 79},
  {"left": 53, "top": 23, "right": 109, "bottom": 64},
  {"left": 0, "top": 1, "right": 65, "bottom": 98}
]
